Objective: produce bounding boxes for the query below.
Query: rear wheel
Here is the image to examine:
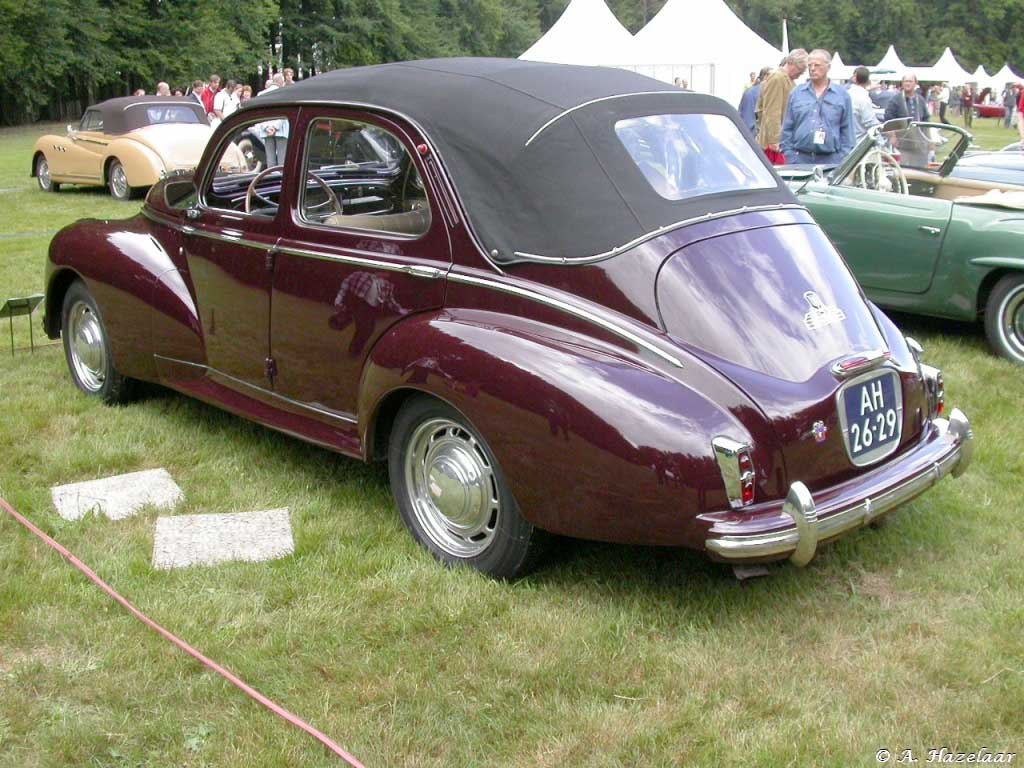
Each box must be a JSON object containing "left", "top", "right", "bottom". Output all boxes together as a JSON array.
[
  {"left": 36, "top": 155, "right": 60, "bottom": 192},
  {"left": 107, "top": 159, "right": 135, "bottom": 200},
  {"left": 388, "top": 396, "right": 545, "bottom": 579},
  {"left": 984, "top": 274, "right": 1024, "bottom": 364},
  {"left": 61, "top": 281, "right": 134, "bottom": 403}
]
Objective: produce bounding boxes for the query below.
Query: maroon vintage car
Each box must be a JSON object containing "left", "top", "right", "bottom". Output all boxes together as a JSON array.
[{"left": 43, "top": 59, "right": 973, "bottom": 578}]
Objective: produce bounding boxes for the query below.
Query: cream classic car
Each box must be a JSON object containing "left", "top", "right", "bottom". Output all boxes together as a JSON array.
[{"left": 32, "top": 96, "right": 216, "bottom": 200}]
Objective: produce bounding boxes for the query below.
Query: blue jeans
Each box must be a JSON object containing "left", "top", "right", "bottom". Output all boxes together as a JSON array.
[{"left": 784, "top": 149, "right": 845, "bottom": 166}]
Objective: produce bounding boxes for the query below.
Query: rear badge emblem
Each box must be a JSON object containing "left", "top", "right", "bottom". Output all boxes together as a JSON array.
[
  {"left": 803, "top": 291, "right": 847, "bottom": 330},
  {"left": 812, "top": 420, "right": 828, "bottom": 443}
]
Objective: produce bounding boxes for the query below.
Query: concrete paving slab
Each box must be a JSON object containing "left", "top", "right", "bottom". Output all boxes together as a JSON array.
[
  {"left": 51, "top": 468, "right": 184, "bottom": 521},
  {"left": 152, "top": 508, "right": 294, "bottom": 570}
]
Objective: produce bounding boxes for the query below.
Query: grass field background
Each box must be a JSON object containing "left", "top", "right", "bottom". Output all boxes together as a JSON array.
[{"left": 0, "top": 119, "right": 1021, "bottom": 767}]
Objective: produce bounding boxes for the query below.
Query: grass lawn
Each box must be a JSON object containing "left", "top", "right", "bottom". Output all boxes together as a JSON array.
[{"left": 1, "top": 120, "right": 1022, "bottom": 768}]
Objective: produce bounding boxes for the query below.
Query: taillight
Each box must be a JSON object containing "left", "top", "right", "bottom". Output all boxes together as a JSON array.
[
  {"left": 921, "top": 364, "right": 944, "bottom": 419},
  {"left": 738, "top": 449, "right": 755, "bottom": 505},
  {"left": 712, "top": 437, "right": 756, "bottom": 509}
]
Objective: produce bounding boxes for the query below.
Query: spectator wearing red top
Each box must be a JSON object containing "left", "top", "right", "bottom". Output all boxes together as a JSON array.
[
  {"left": 1017, "top": 86, "right": 1024, "bottom": 145},
  {"left": 201, "top": 74, "right": 220, "bottom": 116}
]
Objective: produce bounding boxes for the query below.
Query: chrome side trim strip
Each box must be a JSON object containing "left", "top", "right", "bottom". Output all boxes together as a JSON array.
[
  {"left": 705, "top": 409, "right": 971, "bottom": 562},
  {"left": 142, "top": 210, "right": 446, "bottom": 277},
  {"left": 154, "top": 355, "right": 359, "bottom": 424},
  {"left": 447, "top": 271, "right": 683, "bottom": 368},
  {"left": 524, "top": 91, "right": 688, "bottom": 147},
  {"left": 510, "top": 204, "right": 808, "bottom": 265}
]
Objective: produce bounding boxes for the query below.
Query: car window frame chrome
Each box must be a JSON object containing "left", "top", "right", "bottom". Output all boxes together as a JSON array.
[{"left": 294, "top": 111, "right": 434, "bottom": 242}]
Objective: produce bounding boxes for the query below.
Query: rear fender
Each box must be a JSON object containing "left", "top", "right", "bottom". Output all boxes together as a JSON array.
[
  {"left": 359, "top": 309, "right": 771, "bottom": 547},
  {"left": 105, "top": 139, "right": 164, "bottom": 188}
]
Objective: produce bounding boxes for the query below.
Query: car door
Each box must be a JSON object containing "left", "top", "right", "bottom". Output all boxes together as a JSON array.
[
  {"left": 64, "top": 110, "right": 109, "bottom": 181},
  {"left": 801, "top": 181, "right": 951, "bottom": 294},
  {"left": 182, "top": 110, "right": 296, "bottom": 395},
  {"left": 269, "top": 109, "right": 451, "bottom": 429}
]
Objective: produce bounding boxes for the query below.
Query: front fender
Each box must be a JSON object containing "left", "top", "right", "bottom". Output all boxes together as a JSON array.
[
  {"left": 106, "top": 138, "right": 164, "bottom": 188},
  {"left": 359, "top": 309, "right": 770, "bottom": 548},
  {"left": 46, "top": 214, "right": 186, "bottom": 382}
]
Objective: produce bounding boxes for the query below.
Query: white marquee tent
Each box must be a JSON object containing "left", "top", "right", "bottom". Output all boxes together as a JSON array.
[
  {"left": 830, "top": 51, "right": 855, "bottom": 81},
  {"left": 991, "top": 63, "right": 1024, "bottom": 87},
  {"left": 972, "top": 65, "right": 996, "bottom": 92},
  {"left": 874, "top": 45, "right": 906, "bottom": 79},
  {"left": 925, "top": 47, "right": 973, "bottom": 86},
  {"left": 519, "top": 0, "right": 638, "bottom": 66},
  {"left": 630, "top": 0, "right": 782, "bottom": 107}
]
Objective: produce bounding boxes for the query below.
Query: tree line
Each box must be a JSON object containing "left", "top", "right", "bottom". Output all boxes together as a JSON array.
[{"left": 2, "top": 0, "right": 1022, "bottom": 125}]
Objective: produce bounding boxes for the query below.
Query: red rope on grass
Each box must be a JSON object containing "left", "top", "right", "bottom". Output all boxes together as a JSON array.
[{"left": 1, "top": 496, "right": 365, "bottom": 767}]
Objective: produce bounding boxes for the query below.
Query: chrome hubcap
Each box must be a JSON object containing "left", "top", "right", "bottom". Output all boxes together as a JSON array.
[
  {"left": 110, "top": 164, "right": 128, "bottom": 198},
  {"left": 404, "top": 417, "right": 500, "bottom": 558},
  {"left": 67, "top": 301, "right": 106, "bottom": 392},
  {"left": 1000, "top": 286, "right": 1024, "bottom": 361},
  {"left": 38, "top": 158, "right": 50, "bottom": 189}
]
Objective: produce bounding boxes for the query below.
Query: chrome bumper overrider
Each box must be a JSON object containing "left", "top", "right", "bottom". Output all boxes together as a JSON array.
[{"left": 705, "top": 408, "right": 973, "bottom": 566}]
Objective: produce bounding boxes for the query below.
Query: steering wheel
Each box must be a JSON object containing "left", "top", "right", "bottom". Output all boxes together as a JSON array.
[
  {"left": 855, "top": 148, "right": 908, "bottom": 194},
  {"left": 245, "top": 166, "right": 344, "bottom": 216}
]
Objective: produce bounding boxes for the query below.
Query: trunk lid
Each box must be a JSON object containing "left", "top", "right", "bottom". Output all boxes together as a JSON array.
[
  {"left": 656, "top": 221, "right": 905, "bottom": 491},
  {"left": 130, "top": 124, "right": 214, "bottom": 169}
]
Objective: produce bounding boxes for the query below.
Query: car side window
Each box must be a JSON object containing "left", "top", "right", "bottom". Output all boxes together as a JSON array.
[
  {"left": 81, "top": 111, "right": 103, "bottom": 131},
  {"left": 203, "top": 118, "right": 290, "bottom": 216},
  {"left": 300, "top": 117, "right": 431, "bottom": 237}
]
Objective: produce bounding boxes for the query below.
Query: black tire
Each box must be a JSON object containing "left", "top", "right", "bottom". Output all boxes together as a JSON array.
[
  {"left": 984, "top": 274, "right": 1024, "bottom": 364},
  {"left": 35, "top": 154, "right": 60, "bottom": 192},
  {"left": 388, "top": 395, "right": 546, "bottom": 579},
  {"left": 61, "top": 281, "right": 134, "bottom": 404},
  {"left": 107, "top": 159, "right": 136, "bottom": 200}
]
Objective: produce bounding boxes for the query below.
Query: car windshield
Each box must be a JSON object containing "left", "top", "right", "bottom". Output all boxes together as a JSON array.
[
  {"left": 615, "top": 113, "right": 777, "bottom": 201},
  {"left": 137, "top": 105, "right": 204, "bottom": 125},
  {"left": 876, "top": 123, "right": 962, "bottom": 172}
]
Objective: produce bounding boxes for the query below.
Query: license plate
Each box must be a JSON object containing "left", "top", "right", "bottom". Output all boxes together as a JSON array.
[{"left": 837, "top": 370, "right": 903, "bottom": 466}]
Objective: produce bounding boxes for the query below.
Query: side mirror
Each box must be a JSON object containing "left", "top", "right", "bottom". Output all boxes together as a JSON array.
[
  {"left": 164, "top": 178, "right": 198, "bottom": 210},
  {"left": 66, "top": 124, "right": 77, "bottom": 134}
]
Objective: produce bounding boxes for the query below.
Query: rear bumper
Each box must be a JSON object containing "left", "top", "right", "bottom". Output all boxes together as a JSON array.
[{"left": 702, "top": 408, "right": 973, "bottom": 565}]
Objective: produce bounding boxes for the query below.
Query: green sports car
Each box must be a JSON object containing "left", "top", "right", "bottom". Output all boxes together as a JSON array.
[{"left": 786, "top": 120, "right": 1024, "bottom": 364}]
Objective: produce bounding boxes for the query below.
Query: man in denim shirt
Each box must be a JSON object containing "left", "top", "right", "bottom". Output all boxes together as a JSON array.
[{"left": 780, "top": 49, "right": 854, "bottom": 166}]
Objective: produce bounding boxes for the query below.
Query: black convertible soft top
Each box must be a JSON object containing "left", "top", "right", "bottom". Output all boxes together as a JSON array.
[
  {"left": 251, "top": 58, "right": 794, "bottom": 264},
  {"left": 87, "top": 97, "right": 208, "bottom": 134}
]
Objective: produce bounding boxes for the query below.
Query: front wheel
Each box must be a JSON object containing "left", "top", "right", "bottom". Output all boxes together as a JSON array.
[
  {"left": 61, "top": 281, "right": 135, "bottom": 403},
  {"left": 36, "top": 155, "right": 60, "bottom": 192},
  {"left": 388, "top": 396, "right": 545, "bottom": 579},
  {"left": 107, "top": 159, "right": 135, "bottom": 200},
  {"left": 984, "top": 274, "right": 1024, "bottom": 364}
]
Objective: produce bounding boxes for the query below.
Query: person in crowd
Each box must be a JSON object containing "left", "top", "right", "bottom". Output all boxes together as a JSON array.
[
  {"left": 240, "top": 84, "right": 253, "bottom": 104},
  {"left": 780, "top": 49, "right": 854, "bottom": 165},
  {"left": 256, "top": 74, "right": 289, "bottom": 165},
  {"left": 882, "top": 73, "right": 932, "bottom": 168},
  {"left": 172, "top": 87, "right": 184, "bottom": 97},
  {"left": 737, "top": 66, "right": 772, "bottom": 136},
  {"left": 962, "top": 85, "right": 974, "bottom": 128},
  {"left": 1017, "top": 86, "right": 1024, "bottom": 145},
  {"left": 155, "top": 81, "right": 170, "bottom": 96},
  {"left": 284, "top": 67, "right": 295, "bottom": 85},
  {"left": 756, "top": 48, "right": 808, "bottom": 165},
  {"left": 190, "top": 79, "right": 206, "bottom": 111},
  {"left": 211, "top": 78, "right": 239, "bottom": 127},
  {"left": 884, "top": 74, "right": 930, "bottom": 122},
  {"left": 950, "top": 85, "right": 961, "bottom": 116},
  {"left": 938, "top": 81, "right": 950, "bottom": 123},
  {"left": 847, "top": 66, "right": 879, "bottom": 143},
  {"left": 133, "top": 88, "right": 146, "bottom": 96},
  {"left": 1003, "top": 83, "right": 1017, "bottom": 129},
  {"left": 745, "top": 71, "right": 756, "bottom": 90},
  {"left": 927, "top": 84, "right": 939, "bottom": 117},
  {"left": 202, "top": 74, "right": 220, "bottom": 117}
]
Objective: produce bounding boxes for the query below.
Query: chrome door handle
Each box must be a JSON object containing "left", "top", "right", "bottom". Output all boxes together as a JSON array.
[
  {"left": 918, "top": 226, "right": 941, "bottom": 236},
  {"left": 405, "top": 265, "right": 443, "bottom": 279}
]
